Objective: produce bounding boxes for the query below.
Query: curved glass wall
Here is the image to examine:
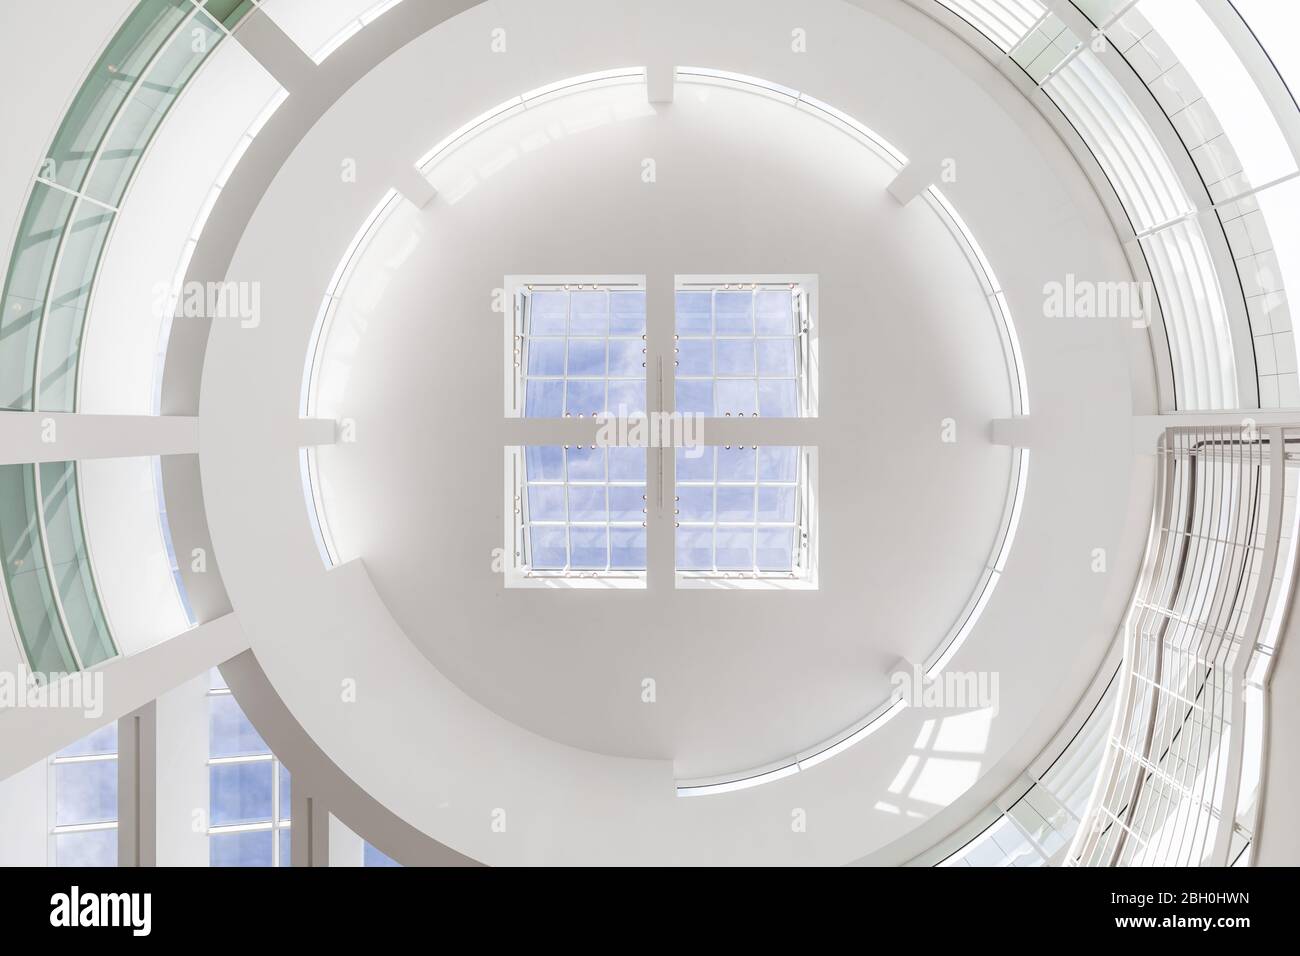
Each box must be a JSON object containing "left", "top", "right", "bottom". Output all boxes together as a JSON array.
[
  {"left": 0, "top": 462, "right": 118, "bottom": 674},
  {"left": 0, "top": 0, "right": 257, "bottom": 413},
  {"left": 0, "top": 1, "right": 260, "bottom": 677},
  {"left": 924, "top": 0, "right": 1300, "bottom": 411},
  {"left": 0, "top": 465, "right": 78, "bottom": 675}
]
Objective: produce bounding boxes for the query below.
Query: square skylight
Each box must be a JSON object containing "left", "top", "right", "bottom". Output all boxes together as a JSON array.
[
  {"left": 509, "top": 281, "right": 647, "bottom": 418},
  {"left": 675, "top": 445, "right": 810, "bottom": 577},
  {"left": 519, "top": 445, "right": 647, "bottom": 575},
  {"left": 674, "top": 279, "right": 815, "bottom": 418}
]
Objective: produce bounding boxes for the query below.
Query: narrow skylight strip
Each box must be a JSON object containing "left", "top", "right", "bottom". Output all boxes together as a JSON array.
[
  {"left": 417, "top": 70, "right": 645, "bottom": 172},
  {"left": 677, "top": 67, "right": 909, "bottom": 169},
  {"left": 311, "top": 0, "right": 408, "bottom": 64},
  {"left": 677, "top": 698, "right": 910, "bottom": 796},
  {"left": 925, "top": 186, "right": 1030, "bottom": 415},
  {"left": 676, "top": 762, "right": 801, "bottom": 798},
  {"left": 301, "top": 187, "right": 401, "bottom": 417}
]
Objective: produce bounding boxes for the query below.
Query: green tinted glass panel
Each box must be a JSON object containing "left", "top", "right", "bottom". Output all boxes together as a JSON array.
[
  {"left": 39, "top": 202, "right": 115, "bottom": 412},
  {"left": 85, "top": 12, "right": 223, "bottom": 206},
  {"left": 45, "top": 0, "right": 192, "bottom": 192},
  {"left": 203, "top": 0, "right": 256, "bottom": 29},
  {"left": 0, "top": 183, "right": 75, "bottom": 410},
  {"left": 0, "top": 464, "right": 77, "bottom": 674},
  {"left": 40, "top": 462, "right": 116, "bottom": 667}
]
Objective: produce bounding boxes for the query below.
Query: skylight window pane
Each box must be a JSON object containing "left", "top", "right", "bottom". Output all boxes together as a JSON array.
[
  {"left": 676, "top": 291, "right": 711, "bottom": 333},
  {"left": 679, "top": 486, "right": 714, "bottom": 520},
  {"left": 759, "top": 446, "right": 799, "bottom": 481},
  {"left": 610, "top": 291, "right": 647, "bottom": 334},
  {"left": 608, "top": 446, "right": 646, "bottom": 480},
  {"left": 529, "top": 292, "right": 567, "bottom": 333},
  {"left": 520, "top": 284, "right": 646, "bottom": 418},
  {"left": 717, "top": 380, "right": 757, "bottom": 416},
  {"left": 525, "top": 380, "right": 563, "bottom": 417},
  {"left": 759, "top": 380, "right": 799, "bottom": 417},
  {"left": 717, "top": 486, "right": 756, "bottom": 521},
  {"left": 529, "top": 527, "right": 567, "bottom": 569},
  {"left": 717, "top": 340, "right": 756, "bottom": 375},
  {"left": 675, "top": 281, "right": 813, "bottom": 418},
  {"left": 610, "top": 528, "right": 646, "bottom": 569},
  {"left": 719, "top": 446, "right": 757, "bottom": 480},
  {"left": 677, "top": 528, "right": 714, "bottom": 570},
  {"left": 569, "top": 291, "right": 608, "bottom": 334},
  {"left": 527, "top": 339, "right": 565, "bottom": 375},
  {"left": 755, "top": 290, "right": 794, "bottom": 333},
  {"left": 676, "top": 447, "right": 715, "bottom": 481},
  {"left": 522, "top": 446, "right": 646, "bottom": 576},
  {"left": 676, "top": 380, "right": 714, "bottom": 416},
  {"left": 757, "top": 528, "right": 796, "bottom": 571},
  {"left": 758, "top": 339, "right": 796, "bottom": 376},
  {"left": 758, "top": 485, "right": 797, "bottom": 522},
  {"left": 675, "top": 446, "right": 809, "bottom": 578},
  {"left": 716, "top": 292, "right": 755, "bottom": 333},
  {"left": 528, "top": 485, "right": 565, "bottom": 520}
]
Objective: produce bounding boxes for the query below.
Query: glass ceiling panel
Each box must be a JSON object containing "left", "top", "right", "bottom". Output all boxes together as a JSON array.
[
  {"left": 1138, "top": 0, "right": 1297, "bottom": 189},
  {"left": 0, "top": 182, "right": 76, "bottom": 410},
  {"left": 522, "top": 289, "right": 647, "bottom": 418},
  {"left": 0, "top": 464, "right": 78, "bottom": 674},
  {"left": 675, "top": 446, "right": 803, "bottom": 574},
  {"left": 936, "top": 0, "right": 1047, "bottom": 53},
  {"left": 40, "top": 461, "right": 117, "bottom": 668},
  {"left": 675, "top": 287, "right": 804, "bottom": 418},
  {"left": 84, "top": 9, "right": 224, "bottom": 207},
  {"left": 44, "top": 0, "right": 192, "bottom": 192},
  {"left": 39, "top": 201, "right": 115, "bottom": 412},
  {"left": 523, "top": 445, "right": 646, "bottom": 573}
]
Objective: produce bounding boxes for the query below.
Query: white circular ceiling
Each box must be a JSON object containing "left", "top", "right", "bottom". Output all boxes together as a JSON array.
[{"left": 309, "top": 80, "right": 1017, "bottom": 778}]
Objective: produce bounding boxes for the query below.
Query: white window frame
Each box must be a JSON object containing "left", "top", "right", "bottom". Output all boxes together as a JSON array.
[{"left": 501, "top": 273, "right": 819, "bottom": 589}]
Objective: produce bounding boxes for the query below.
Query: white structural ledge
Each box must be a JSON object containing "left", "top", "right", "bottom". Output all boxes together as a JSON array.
[
  {"left": 0, "top": 414, "right": 199, "bottom": 464},
  {"left": 0, "top": 614, "right": 248, "bottom": 781}
]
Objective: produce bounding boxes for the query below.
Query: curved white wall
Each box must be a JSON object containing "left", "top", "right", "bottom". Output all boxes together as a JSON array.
[{"left": 195, "top": 0, "right": 1155, "bottom": 865}]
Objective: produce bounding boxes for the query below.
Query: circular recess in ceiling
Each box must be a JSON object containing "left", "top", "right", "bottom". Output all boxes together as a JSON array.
[{"left": 300, "top": 74, "right": 1024, "bottom": 782}]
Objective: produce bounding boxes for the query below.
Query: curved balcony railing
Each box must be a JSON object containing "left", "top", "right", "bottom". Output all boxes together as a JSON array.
[{"left": 1071, "top": 425, "right": 1296, "bottom": 866}]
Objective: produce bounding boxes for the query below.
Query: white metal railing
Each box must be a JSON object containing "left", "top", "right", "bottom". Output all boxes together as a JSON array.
[{"left": 1071, "top": 425, "right": 1293, "bottom": 865}]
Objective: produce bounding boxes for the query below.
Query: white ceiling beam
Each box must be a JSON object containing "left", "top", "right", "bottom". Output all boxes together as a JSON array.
[
  {"left": 393, "top": 165, "right": 438, "bottom": 209},
  {"left": 0, "top": 613, "right": 248, "bottom": 781},
  {"left": 0, "top": 413, "right": 199, "bottom": 464},
  {"left": 230, "top": 7, "right": 317, "bottom": 93},
  {"left": 886, "top": 160, "right": 935, "bottom": 206}
]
